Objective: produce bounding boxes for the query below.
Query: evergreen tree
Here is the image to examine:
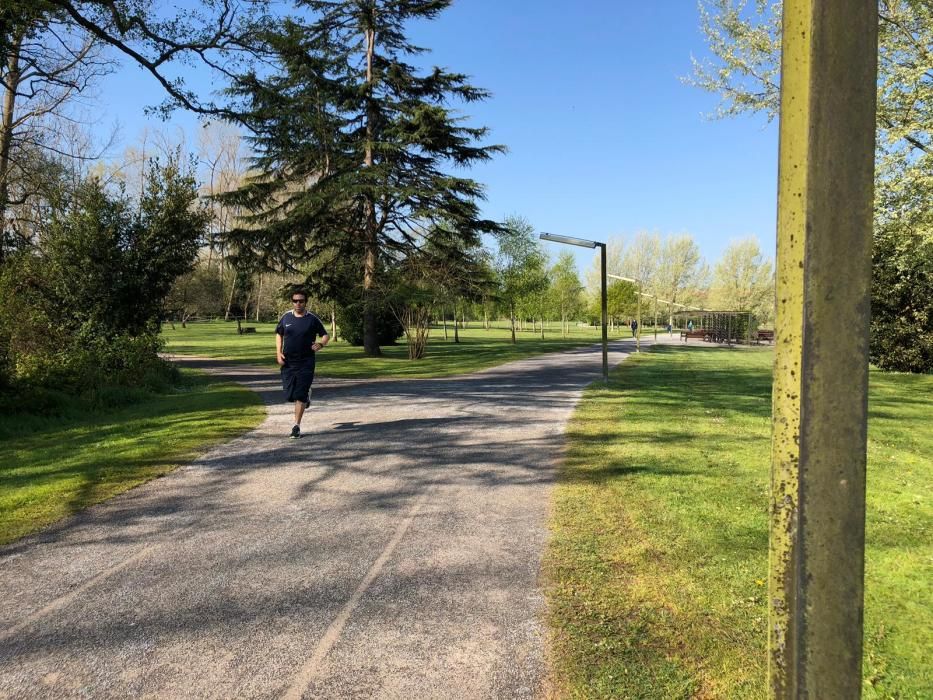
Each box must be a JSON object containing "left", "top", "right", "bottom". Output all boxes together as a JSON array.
[{"left": 223, "top": 0, "right": 503, "bottom": 356}]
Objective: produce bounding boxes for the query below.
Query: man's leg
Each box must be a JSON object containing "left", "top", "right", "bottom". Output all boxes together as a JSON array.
[{"left": 294, "top": 400, "right": 306, "bottom": 425}]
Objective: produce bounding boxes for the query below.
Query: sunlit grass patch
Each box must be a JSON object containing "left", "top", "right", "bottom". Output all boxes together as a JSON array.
[
  {"left": 0, "top": 370, "right": 264, "bottom": 546},
  {"left": 161, "top": 320, "right": 627, "bottom": 378},
  {"left": 546, "top": 347, "right": 931, "bottom": 698}
]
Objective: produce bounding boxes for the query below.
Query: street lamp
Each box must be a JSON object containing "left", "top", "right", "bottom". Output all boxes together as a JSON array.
[
  {"left": 608, "top": 273, "right": 642, "bottom": 353},
  {"left": 540, "top": 232, "right": 608, "bottom": 383}
]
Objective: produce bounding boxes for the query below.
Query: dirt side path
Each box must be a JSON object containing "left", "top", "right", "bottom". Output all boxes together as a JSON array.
[{"left": 0, "top": 339, "right": 642, "bottom": 699}]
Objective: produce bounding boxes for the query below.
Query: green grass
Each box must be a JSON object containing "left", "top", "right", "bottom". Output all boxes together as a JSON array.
[
  {"left": 0, "top": 370, "right": 265, "bottom": 546},
  {"left": 545, "top": 346, "right": 931, "bottom": 699},
  {"left": 162, "top": 320, "right": 630, "bottom": 378}
]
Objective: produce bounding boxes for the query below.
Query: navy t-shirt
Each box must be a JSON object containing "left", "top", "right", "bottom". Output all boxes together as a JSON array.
[{"left": 276, "top": 311, "right": 328, "bottom": 360}]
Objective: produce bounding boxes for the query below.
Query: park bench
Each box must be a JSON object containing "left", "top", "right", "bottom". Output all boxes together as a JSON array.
[
  {"left": 755, "top": 330, "right": 775, "bottom": 344},
  {"left": 681, "top": 330, "right": 708, "bottom": 342}
]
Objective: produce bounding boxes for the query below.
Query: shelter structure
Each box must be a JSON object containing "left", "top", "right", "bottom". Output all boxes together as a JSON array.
[{"left": 671, "top": 309, "right": 760, "bottom": 345}]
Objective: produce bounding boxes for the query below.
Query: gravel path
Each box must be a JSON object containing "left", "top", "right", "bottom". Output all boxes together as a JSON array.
[{"left": 0, "top": 338, "right": 645, "bottom": 699}]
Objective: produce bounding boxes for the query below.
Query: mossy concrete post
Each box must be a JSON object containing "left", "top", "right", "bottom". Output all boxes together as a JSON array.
[
  {"left": 769, "top": 1, "right": 877, "bottom": 697},
  {"left": 599, "top": 242, "right": 608, "bottom": 381}
]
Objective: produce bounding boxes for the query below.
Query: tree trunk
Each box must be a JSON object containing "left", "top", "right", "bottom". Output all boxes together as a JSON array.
[
  {"left": 331, "top": 302, "right": 337, "bottom": 340},
  {"left": 484, "top": 304, "right": 489, "bottom": 330},
  {"left": 224, "top": 274, "right": 237, "bottom": 321},
  {"left": 255, "top": 273, "right": 263, "bottom": 321},
  {"left": 510, "top": 304, "right": 516, "bottom": 344},
  {"left": 0, "top": 31, "right": 23, "bottom": 263},
  {"left": 453, "top": 301, "right": 460, "bottom": 343},
  {"left": 443, "top": 311, "right": 448, "bottom": 339},
  {"left": 361, "top": 25, "right": 381, "bottom": 357}
]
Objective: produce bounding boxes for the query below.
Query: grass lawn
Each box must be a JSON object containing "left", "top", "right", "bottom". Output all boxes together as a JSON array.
[
  {"left": 0, "top": 370, "right": 265, "bottom": 546},
  {"left": 545, "top": 346, "right": 931, "bottom": 699},
  {"left": 161, "top": 320, "right": 631, "bottom": 378}
]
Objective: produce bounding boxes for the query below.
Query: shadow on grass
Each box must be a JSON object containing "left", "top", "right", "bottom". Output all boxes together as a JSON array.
[{"left": 559, "top": 461, "right": 706, "bottom": 484}]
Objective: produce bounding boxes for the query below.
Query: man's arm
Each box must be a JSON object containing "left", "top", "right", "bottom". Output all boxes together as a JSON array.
[
  {"left": 276, "top": 332, "right": 285, "bottom": 365},
  {"left": 312, "top": 334, "right": 329, "bottom": 352}
]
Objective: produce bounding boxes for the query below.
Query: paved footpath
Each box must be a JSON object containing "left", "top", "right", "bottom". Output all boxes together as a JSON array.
[{"left": 0, "top": 338, "right": 648, "bottom": 699}]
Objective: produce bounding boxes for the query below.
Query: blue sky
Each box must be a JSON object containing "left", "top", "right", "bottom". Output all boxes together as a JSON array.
[{"left": 95, "top": 1, "right": 779, "bottom": 274}]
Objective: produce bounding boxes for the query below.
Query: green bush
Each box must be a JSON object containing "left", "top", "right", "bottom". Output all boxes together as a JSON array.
[
  {"left": 870, "top": 226, "right": 933, "bottom": 373},
  {"left": 0, "top": 157, "right": 204, "bottom": 408},
  {"left": 335, "top": 300, "right": 404, "bottom": 347}
]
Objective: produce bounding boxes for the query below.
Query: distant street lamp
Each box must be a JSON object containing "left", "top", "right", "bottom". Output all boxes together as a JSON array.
[
  {"left": 540, "top": 232, "right": 608, "bottom": 382},
  {"left": 608, "top": 273, "right": 642, "bottom": 353}
]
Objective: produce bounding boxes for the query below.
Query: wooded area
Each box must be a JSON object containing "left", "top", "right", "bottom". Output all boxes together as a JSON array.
[{"left": 0, "top": 0, "right": 929, "bottom": 416}]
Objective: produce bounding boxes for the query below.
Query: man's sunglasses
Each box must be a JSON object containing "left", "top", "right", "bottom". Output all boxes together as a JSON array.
[{"left": 292, "top": 299, "right": 307, "bottom": 304}]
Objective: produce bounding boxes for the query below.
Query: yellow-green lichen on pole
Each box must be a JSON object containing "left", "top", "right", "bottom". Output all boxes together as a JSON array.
[{"left": 769, "top": 0, "right": 877, "bottom": 697}]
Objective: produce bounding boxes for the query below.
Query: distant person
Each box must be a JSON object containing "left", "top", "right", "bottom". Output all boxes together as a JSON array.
[
  {"left": 276, "top": 290, "right": 329, "bottom": 439},
  {"left": 630, "top": 319, "right": 638, "bottom": 337},
  {"left": 666, "top": 322, "right": 673, "bottom": 335},
  {"left": 687, "top": 320, "right": 694, "bottom": 332}
]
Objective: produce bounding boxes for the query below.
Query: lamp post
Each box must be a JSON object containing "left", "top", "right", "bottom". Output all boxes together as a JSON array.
[
  {"left": 540, "top": 233, "right": 608, "bottom": 382},
  {"left": 608, "top": 274, "right": 642, "bottom": 353}
]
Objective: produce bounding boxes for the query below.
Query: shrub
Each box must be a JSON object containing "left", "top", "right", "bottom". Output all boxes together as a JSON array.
[{"left": 335, "top": 300, "right": 403, "bottom": 347}]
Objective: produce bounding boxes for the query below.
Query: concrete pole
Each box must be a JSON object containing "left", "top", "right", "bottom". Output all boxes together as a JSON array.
[
  {"left": 635, "top": 284, "right": 641, "bottom": 353},
  {"left": 653, "top": 295, "right": 658, "bottom": 341},
  {"left": 599, "top": 243, "right": 608, "bottom": 382},
  {"left": 769, "top": 1, "right": 877, "bottom": 698}
]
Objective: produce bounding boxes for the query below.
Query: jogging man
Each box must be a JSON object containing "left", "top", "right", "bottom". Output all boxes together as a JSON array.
[{"left": 275, "top": 291, "right": 329, "bottom": 439}]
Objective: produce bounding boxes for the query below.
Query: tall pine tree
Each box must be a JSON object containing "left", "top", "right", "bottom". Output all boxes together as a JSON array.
[{"left": 223, "top": 1, "right": 503, "bottom": 356}]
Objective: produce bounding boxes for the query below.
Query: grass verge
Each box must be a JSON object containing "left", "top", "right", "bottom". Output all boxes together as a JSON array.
[
  {"left": 161, "top": 320, "right": 635, "bottom": 378},
  {"left": 0, "top": 369, "right": 265, "bottom": 546},
  {"left": 545, "top": 346, "right": 931, "bottom": 699}
]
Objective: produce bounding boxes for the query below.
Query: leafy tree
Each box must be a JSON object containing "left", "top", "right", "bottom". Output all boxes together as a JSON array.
[
  {"left": 516, "top": 251, "right": 549, "bottom": 338},
  {"left": 689, "top": 0, "right": 933, "bottom": 370},
  {"left": 424, "top": 224, "right": 492, "bottom": 344},
  {"left": 470, "top": 249, "right": 499, "bottom": 330},
  {"left": 871, "top": 165, "right": 933, "bottom": 372},
  {"left": 550, "top": 251, "right": 584, "bottom": 338},
  {"left": 0, "top": 155, "right": 206, "bottom": 392},
  {"left": 655, "top": 233, "right": 707, "bottom": 322},
  {"left": 621, "top": 231, "right": 661, "bottom": 292},
  {"left": 222, "top": 0, "right": 503, "bottom": 357},
  {"left": 710, "top": 237, "right": 775, "bottom": 323},
  {"left": 165, "top": 261, "right": 226, "bottom": 326},
  {"left": 45, "top": 154, "right": 206, "bottom": 334},
  {"left": 1, "top": 0, "right": 265, "bottom": 261},
  {"left": 495, "top": 216, "right": 546, "bottom": 344},
  {"left": 40, "top": 0, "right": 262, "bottom": 117},
  {"left": 585, "top": 235, "right": 624, "bottom": 300},
  {"left": 607, "top": 279, "right": 638, "bottom": 329},
  {"left": 0, "top": 1, "right": 114, "bottom": 261}
]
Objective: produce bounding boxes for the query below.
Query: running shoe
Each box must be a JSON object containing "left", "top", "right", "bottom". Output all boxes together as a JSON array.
[{"left": 290, "top": 424, "right": 301, "bottom": 439}]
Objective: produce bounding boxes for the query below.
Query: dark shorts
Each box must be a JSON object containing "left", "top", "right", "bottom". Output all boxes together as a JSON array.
[{"left": 281, "top": 357, "right": 316, "bottom": 402}]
